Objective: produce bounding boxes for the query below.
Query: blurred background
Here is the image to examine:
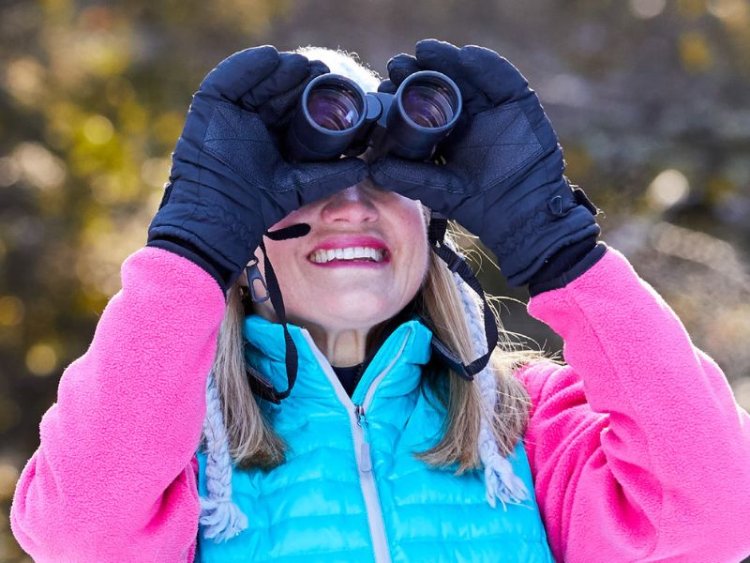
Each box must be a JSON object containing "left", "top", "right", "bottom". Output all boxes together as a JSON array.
[{"left": 1, "top": 0, "right": 750, "bottom": 560}]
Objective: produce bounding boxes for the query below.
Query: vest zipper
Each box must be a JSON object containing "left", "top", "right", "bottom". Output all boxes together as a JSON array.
[
  {"left": 355, "top": 405, "right": 372, "bottom": 472},
  {"left": 301, "top": 329, "right": 412, "bottom": 563},
  {"left": 348, "top": 401, "right": 388, "bottom": 562}
]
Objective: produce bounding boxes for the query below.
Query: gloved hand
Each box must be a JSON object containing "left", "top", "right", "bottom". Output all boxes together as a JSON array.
[
  {"left": 370, "top": 39, "right": 603, "bottom": 291},
  {"left": 148, "top": 46, "right": 368, "bottom": 292}
]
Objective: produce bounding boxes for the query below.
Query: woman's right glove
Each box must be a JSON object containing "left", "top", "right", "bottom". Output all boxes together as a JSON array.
[
  {"left": 370, "top": 40, "right": 603, "bottom": 292},
  {"left": 147, "top": 46, "right": 368, "bottom": 292}
]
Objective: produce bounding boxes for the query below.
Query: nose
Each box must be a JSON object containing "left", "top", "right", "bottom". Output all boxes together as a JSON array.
[{"left": 319, "top": 184, "right": 379, "bottom": 224}]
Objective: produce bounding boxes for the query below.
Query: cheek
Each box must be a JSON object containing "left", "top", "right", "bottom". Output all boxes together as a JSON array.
[
  {"left": 252, "top": 243, "right": 299, "bottom": 306},
  {"left": 409, "top": 243, "right": 430, "bottom": 293},
  {"left": 397, "top": 206, "right": 430, "bottom": 286}
]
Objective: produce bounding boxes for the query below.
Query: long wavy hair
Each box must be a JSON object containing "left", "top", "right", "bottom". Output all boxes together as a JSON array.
[{"left": 209, "top": 48, "right": 541, "bottom": 474}]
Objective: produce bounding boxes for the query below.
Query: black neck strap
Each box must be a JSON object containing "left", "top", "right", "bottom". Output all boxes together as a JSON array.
[
  {"left": 243, "top": 224, "right": 309, "bottom": 404},
  {"left": 426, "top": 213, "right": 499, "bottom": 381}
]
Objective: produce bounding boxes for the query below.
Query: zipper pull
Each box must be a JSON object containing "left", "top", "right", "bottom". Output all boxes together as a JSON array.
[{"left": 354, "top": 405, "right": 372, "bottom": 472}]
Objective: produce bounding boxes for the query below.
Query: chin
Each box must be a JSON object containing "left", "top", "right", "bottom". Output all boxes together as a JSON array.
[{"left": 305, "top": 296, "right": 404, "bottom": 330}]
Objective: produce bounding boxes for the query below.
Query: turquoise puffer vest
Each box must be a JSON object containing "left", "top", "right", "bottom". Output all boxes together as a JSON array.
[{"left": 197, "top": 316, "right": 554, "bottom": 562}]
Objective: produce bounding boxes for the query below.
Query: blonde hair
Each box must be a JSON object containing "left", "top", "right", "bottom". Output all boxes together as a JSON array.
[
  {"left": 415, "top": 238, "right": 538, "bottom": 471},
  {"left": 210, "top": 48, "right": 541, "bottom": 473}
]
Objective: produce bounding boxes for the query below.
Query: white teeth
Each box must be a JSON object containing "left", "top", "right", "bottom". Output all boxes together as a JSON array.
[{"left": 309, "top": 246, "right": 385, "bottom": 264}]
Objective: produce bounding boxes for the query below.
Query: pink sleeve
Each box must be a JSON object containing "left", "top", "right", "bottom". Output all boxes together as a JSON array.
[
  {"left": 10, "top": 247, "right": 226, "bottom": 562},
  {"left": 518, "top": 246, "right": 750, "bottom": 563}
]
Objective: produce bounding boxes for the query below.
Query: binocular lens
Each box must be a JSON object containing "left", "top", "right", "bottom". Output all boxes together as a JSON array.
[
  {"left": 307, "top": 85, "right": 363, "bottom": 131},
  {"left": 401, "top": 79, "right": 457, "bottom": 129}
]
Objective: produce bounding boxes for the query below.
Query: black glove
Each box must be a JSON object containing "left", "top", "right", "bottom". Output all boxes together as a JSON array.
[
  {"left": 371, "top": 39, "right": 603, "bottom": 291},
  {"left": 148, "top": 46, "right": 368, "bottom": 291}
]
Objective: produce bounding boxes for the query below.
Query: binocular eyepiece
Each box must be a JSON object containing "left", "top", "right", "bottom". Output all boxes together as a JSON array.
[{"left": 286, "top": 71, "right": 462, "bottom": 162}]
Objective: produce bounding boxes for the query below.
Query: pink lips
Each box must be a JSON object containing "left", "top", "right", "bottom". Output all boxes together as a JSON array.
[{"left": 308, "top": 235, "right": 390, "bottom": 268}]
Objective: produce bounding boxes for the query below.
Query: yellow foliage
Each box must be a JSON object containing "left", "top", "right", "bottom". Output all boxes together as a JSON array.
[
  {"left": 0, "top": 297, "right": 25, "bottom": 328},
  {"left": 679, "top": 31, "right": 712, "bottom": 71},
  {"left": 676, "top": 0, "right": 706, "bottom": 19},
  {"left": 153, "top": 112, "right": 186, "bottom": 146}
]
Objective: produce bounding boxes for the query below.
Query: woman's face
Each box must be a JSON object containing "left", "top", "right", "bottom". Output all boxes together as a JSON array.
[{"left": 255, "top": 179, "right": 430, "bottom": 335}]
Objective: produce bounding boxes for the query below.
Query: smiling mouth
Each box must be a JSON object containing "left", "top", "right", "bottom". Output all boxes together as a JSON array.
[{"left": 308, "top": 246, "right": 388, "bottom": 264}]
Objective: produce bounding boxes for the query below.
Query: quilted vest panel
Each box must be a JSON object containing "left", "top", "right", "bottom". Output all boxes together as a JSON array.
[{"left": 197, "top": 316, "right": 554, "bottom": 562}]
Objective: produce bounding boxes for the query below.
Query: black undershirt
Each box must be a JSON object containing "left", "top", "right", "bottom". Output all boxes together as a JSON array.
[
  {"left": 332, "top": 364, "right": 363, "bottom": 397},
  {"left": 328, "top": 297, "right": 420, "bottom": 398}
]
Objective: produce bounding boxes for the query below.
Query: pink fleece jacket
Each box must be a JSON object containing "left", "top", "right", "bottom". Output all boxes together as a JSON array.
[{"left": 10, "top": 246, "right": 750, "bottom": 562}]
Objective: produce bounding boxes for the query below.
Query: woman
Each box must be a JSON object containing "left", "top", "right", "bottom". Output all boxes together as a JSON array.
[{"left": 10, "top": 40, "right": 750, "bottom": 562}]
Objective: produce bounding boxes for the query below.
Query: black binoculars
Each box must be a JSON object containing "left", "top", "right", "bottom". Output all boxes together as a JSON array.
[{"left": 286, "top": 71, "right": 462, "bottom": 162}]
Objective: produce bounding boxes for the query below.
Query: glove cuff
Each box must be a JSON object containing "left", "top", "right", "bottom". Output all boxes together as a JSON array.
[
  {"left": 527, "top": 235, "right": 597, "bottom": 286},
  {"left": 489, "top": 178, "right": 601, "bottom": 287},
  {"left": 528, "top": 242, "right": 608, "bottom": 296}
]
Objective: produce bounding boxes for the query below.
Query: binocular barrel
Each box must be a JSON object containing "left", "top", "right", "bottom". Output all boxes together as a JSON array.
[
  {"left": 286, "top": 71, "right": 462, "bottom": 162},
  {"left": 286, "top": 75, "right": 369, "bottom": 162}
]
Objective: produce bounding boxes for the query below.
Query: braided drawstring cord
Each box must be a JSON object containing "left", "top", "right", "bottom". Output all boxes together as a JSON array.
[
  {"left": 447, "top": 242, "right": 530, "bottom": 510},
  {"left": 199, "top": 372, "right": 249, "bottom": 541}
]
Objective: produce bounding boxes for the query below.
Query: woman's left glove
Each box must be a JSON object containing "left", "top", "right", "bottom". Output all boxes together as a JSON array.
[
  {"left": 370, "top": 39, "right": 602, "bottom": 290},
  {"left": 148, "top": 46, "right": 368, "bottom": 292}
]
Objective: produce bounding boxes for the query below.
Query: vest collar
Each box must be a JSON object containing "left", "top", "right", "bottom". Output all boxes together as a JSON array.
[{"left": 242, "top": 315, "right": 433, "bottom": 403}]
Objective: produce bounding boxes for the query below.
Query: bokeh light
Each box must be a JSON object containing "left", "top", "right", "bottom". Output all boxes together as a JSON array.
[
  {"left": 83, "top": 115, "right": 115, "bottom": 145},
  {"left": 4, "top": 57, "right": 45, "bottom": 106},
  {"left": 13, "top": 143, "right": 67, "bottom": 191},
  {"left": 647, "top": 169, "right": 690, "bottom": 210},
  {"left": 25, "top": 343, "right": 59, "bottom": 377},
  {"left": 629, "top": 0, "right": 667, "bottom": 19},
  {"left": 707, "top": 0, "right": 749, "bottom": 22}
]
